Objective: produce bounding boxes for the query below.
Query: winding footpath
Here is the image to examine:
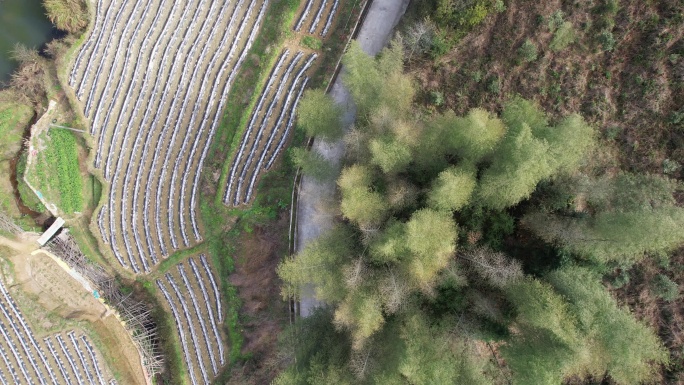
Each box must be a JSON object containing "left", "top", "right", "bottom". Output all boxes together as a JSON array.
[{"left": 295, "top": 0, "right": 410, "bottom": 317}]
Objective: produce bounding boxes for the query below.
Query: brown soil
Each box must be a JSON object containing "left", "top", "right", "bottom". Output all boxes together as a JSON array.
[
  {"left": 409, "top": 0, "right": 684, "bottom": 176},
  {"left": 226, "top": 212, "right": 290, "bottom": 385}
]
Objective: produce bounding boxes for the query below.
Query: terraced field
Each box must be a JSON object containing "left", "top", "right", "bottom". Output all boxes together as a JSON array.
[
  {"left": 0, "top": 278, "right": 114, "bottom": 384},
  {"left": 222, "top": 0, "right": 342, "bottom": 206},
  {"left": 68, "top": 0, "right": 269, "bottom": 272},
  {"left": 156, "top": 254, "right": 225, "bottom": 385},
  {"left": 223, "top": 50, "right": 314, "bottom": 206}
]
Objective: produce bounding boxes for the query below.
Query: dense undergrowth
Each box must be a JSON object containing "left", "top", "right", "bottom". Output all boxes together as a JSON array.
[
  {"left": 274, "top": 8, "right": 684, "bottom": 381},
  {"left": 396, "top": 0, "right": 684, "bottom": 381},
  {"left": 192, "top": 0, "right": 370, "bottom": 382}
]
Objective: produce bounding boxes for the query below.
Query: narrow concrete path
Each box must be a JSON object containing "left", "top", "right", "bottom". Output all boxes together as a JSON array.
[{"left": 296, "top": 0, "right": 410, "bottom": 317}]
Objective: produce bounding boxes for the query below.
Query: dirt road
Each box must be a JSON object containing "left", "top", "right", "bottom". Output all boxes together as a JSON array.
[{"left": 296, "top": 0, "right": 410, "bottom": 317}]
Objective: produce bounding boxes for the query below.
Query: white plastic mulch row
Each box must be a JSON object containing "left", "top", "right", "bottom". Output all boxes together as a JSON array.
[
  {"left": 188, "top": 257, "right": 224, "bottom": 365},
  {"left": 112, "top": 0, "right": 208, "bottom": 273},
  {"left": 55, "top": 334, "right": 82, "bottom": 385},
  {"left": 178, "top": 264, "right": 219, "bottom": 375},
  {"left": 309, "top": 0, "right": 329, "bottom": 34},
  {"left": 321, "top": 0, "right": 340, "bottom": 36},
  {"left": 246, "top": 77, "right": 311, "bottom": 201},
  {"left": 0, "top": 280, "right": 50, "bottom": 385},
  {"left": 171, "top": 0, "right": 255, "bottom": 248},
  {"left": 114, "top": 0, "right": 209, "bottom": 272},
  {"left": 166, "top": 273, "right": 209, "bottom": 384},
  {"left": 0, "top": 279, "right": 111, "bottom": 385},
  {"left": 242, "top": 54, "right": 316, "bottom": 205},
  {"left": 0, "top": 320, "right": 31, "bottom": 384},
  {"left": 224, "top": 49, "right": 291, "bottom": 205},
  {"left": 98, "top": 0, "right": 160, "bottom": 177},
  {"left": 123, "top": 0, "right": 216, "bottom": 268},
  {"left": 151, "top": 0, "right": 213, "bottom": 254},
  {"left": 44, "top": 338, "right": 71, "bottom": 385},
  {"left": 294, "top": 0, "right": 315, "bottom": 32},
  {"left": 68, "top": 0, "right": 105, "bottom": 88},
  {"left": 293, "top": 0, "right": 340, "bottom": 37},
  {"left": 78, "top": 0, "right": 270, "bottom": 273},
  {"left": 135, "top": 0, "right": 206, "bottom": 260},
  {"left": 74, "top": 0, "right": 122, "bottom": 101},
  {"left": 265, "top": 77, "right": 310, "bottom": 171},
  {"left": 82, "top": 0, "right": 133, "bottom": 118},
  {"left": 186, "top": 0, "right": 270, "bottom": 243},
  {"left": 0, "top": 279, "right": 57, "bottom": 385},
  {"left": 157, "top": 257, "right": 226, "bottom": 385},
  {"left": 156, "top": 280, "right": 197, "bottom": 385},
  {"left": 224, "top": 49, "right": 316, "bottom": 206},
  {"left": 90, "top": 0, "right": 151, "bottom": 148},
  {"left": 163, "top": 0, "right": 234, "bottom": 250},
  {"left": 81, "top": 335, "right": 106, "bottom": 385},
  {"left": 199, "top": 254, "right": 223, "bottom": 323},
  {"left": 68, "top": 331, "right": 96, "bottom": 385},
  {"left": 0, "top": 338, "right": 19, "bottom": 384},
  {"left": 233, "top": 52, "right": 306, "bottom": 204}
]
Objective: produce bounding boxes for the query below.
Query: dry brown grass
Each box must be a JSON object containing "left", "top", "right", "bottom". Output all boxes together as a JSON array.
[
  {"left": 43, "top": 0, "right": 88, "bottom": 33},
  {"left": 226, "top": 212, "right": 290, "bottom": 383},
  {"left": 610, "top": 248, "right": 684, "bottom": 383},
  {"left": 408, "top": 0, "right": 684, "bottom": 176}
]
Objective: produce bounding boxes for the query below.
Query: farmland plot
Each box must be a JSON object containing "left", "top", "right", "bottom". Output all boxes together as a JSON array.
[
  {"left": 68, "top": 0, "right": 269, "bottom": 272},
  {"left": 224, "top": 49, "right": 315, "bottom": 206},
  {"left": 222, "top": 0, "right": 343, "bottom": 207},
  {"left": 0, "top": 278, "right": 114, "bottom": 384},
  {"left": 156, "top": 254, "right": 225, "bottom": 385}
]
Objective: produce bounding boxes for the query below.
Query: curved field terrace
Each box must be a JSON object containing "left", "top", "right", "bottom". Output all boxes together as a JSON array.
[
  {"left": 156, "top": 254, "right": 225, "bottom": 385},
  {"left": 69, "top": 0, "right": 269, "bottom": 273},
  {"left": 0, "top": 277, "right": 115, "bottom": 385},
  {"left": 224, "top": 49, "right": 315, "bottom": 206},
  {"left": 222, "top": 0, "right": 343, "bottom": 207}
]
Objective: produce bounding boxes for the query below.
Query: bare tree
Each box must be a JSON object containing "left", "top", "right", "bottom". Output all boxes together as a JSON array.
[
  {"left": 403, "top": 18, "right": 436, "bottom": 61},
  {"left": 349, "top": 343, "right": 374, "bottom": 380},
  {"left": 459, "top": 247, "right": 523, "bottom": 288},
  {"left": 11, "top": 43, "right": 40, "bottom": 63},
  {"left": 378, "top": 267, "right": 409, "bottom": 313},
  {"left": 44, "top": 39, "right": 67, "bottom": 59}
]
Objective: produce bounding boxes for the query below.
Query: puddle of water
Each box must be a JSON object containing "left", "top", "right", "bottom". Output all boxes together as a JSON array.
[{"left": 0, "top": 0, "right": 54, "bottom": 83}]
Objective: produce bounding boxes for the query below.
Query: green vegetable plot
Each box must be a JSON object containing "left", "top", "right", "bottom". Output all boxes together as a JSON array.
[{"left": 35, "top": 129, "right": 84, "bottom": 214}]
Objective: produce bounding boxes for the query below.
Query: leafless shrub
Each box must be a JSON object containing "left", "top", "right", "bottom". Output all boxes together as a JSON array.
[
  {"left": 403, "top": 18, "right": 437, "bottom": 61},
  {"left": 460, "top": 247, "right": 523, "bottom": 288}
]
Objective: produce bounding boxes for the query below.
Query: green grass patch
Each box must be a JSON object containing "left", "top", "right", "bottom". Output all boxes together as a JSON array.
[
  {"left": 301, "top": 36, "right": 323, "bottom": 50},
  {"left": 0, "top": 96, "right": 35, "bottom": 219},
  {"left": 155, "top": 243, "right": 208, "bottom": 276},
  {"left": 15, "top": 154, "right": 46, "bottom": 213},
  {"left": 83, "top": 174, "right": 102, "bottom": 211},
  {"left": 68, "top": 218, "right": 110, "bottom": 266},
  {"left": 0, "top": 99, "right": 32, "bottom": 160}
]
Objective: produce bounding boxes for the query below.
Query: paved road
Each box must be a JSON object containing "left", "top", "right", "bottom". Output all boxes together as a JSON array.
[{"left": 296, "top": 0, "right": 410, "bottom": 317}]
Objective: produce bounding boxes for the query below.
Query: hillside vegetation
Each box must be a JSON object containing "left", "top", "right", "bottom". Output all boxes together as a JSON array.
[{"left": 275, "top": 31, "right": 683, "bottom": 384}]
